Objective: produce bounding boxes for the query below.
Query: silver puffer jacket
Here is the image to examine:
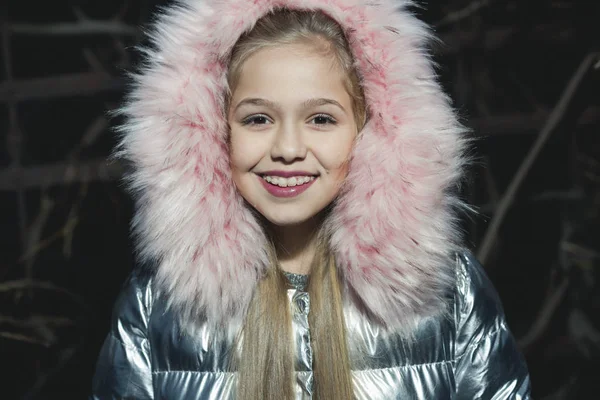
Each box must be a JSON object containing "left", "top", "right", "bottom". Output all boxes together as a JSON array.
[{"left": 91, "top": 253, "right": 530, "bottom": 399}]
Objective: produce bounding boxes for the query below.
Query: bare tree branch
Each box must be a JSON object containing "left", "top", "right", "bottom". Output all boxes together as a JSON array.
[
  {"left": 0, "top": 280, "right": 85, "bottom": 306},
  {"left": 0, "top": 331, "right": 48, "bottom": 346},
  {"left": 0, "top": 72, "right": 123, "bottom": 102},
  {"left": 477, "top": 52, "right": 600, "bottom": 264},
  {"left": 69, "top": 115, "right": 110, "bottom": 159},
  {"left": 468, "top": 106, "right": 600, "bottom": 135},
  {"left": 82, "top": 48, "right": 111, "bottom": 77},
  {"left": 0, "top": 315, "right": 75, "bottom": 347},
  {"left": 0, "top": 159, "right": 123, "bottom": 191},
  {"left": 437, "top": 23, "right": 575, "bottom": 54},
  {"left": 518, "top": 276, "right": 569, "bottom": 349},
  {"left": 435, "top": 0, "right": 493, "bottom": 28},
  {"left": 18, "top": 214, "right": 78, "bottom": 263},
  {"left": 63, "top": 181, "right": 89, "bottom": 259},
  {"left": 23, "top": 194, "right": 55, "bottom": 280},
  {"left": 0, "top": 315, "right": 74, "bottom": 328},
  {"left": 3, "top": 20, "right": 29, "bottom": 258},
  {"left": 561, "top": 241, "right": 600, "bottom": 261},
  {"left": 8, "top": 21, "right": 137, "bottom": 36}
]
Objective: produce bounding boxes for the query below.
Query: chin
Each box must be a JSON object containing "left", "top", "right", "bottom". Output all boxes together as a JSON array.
[
  {"left": 260, "top": 210, "right": 320, "bottom": 227},
  {"left": 237, "top": 184, "right": 337, "bottom": 228}
]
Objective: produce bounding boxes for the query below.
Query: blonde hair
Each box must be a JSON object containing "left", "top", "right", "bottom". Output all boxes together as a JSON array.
[{"left": 226, "top": 9, "right": 367, "bottom": 400}]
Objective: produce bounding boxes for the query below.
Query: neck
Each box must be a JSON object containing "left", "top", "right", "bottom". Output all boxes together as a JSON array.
[{"left": 271, "top": 218, "right": 320, "bottom": 275}]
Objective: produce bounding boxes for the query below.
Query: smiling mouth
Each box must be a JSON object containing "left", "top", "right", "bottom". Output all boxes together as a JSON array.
[
  {"left": 260, "top": 175, "right": 316, "bottom": 187},
  {"left": 257, "top": 174, "right": 318, "bottom": 198}
]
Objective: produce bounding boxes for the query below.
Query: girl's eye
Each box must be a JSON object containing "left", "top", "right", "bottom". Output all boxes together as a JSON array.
[
  {"left": 310, "top": 114, "right": 337, "bottom": 125},
  {"left": 242, "top": 115, "right": 271, "bottom": 125}
]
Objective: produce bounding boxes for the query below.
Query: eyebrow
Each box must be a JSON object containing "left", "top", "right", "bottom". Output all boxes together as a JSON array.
[{"left": 233, "top": 97, "right": 347, "bottom": 113}]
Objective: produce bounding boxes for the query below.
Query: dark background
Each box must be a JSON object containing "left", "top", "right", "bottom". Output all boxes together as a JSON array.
[{"left": 1, "top": 0, "right": 599, "bottom": 398}]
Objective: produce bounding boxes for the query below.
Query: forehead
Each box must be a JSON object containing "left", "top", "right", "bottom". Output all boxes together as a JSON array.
[{"left": 232, "top": 44, "right": 348, "bottom": 103}]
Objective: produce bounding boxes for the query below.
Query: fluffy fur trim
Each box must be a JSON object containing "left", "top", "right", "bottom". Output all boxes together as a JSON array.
[{"left": 118, "top": 0, "right": 469, "bottom": 334}]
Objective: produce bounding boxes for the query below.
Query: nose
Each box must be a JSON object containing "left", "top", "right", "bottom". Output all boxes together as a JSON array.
[{"left": 270, "top": 123, "right": 307, "bottom": 163}]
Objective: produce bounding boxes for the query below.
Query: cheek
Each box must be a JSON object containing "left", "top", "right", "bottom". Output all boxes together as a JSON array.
[
  {"left": 229, "top": 133, "right": 262, "bottom": 172},
  {"left": 329, "top": 162, "right": 351, "bottom": 188},
  {"left": 316, "top": 136, "right": 355, "bottom": 174},
  {"left": 229, "top": 148, "right": 252, "bottom": 201},
  {"left": 229, "top": 149, "right": 247, "bottom": 173}
]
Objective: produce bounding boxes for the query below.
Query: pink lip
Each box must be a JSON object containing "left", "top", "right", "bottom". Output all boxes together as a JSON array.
[{"left": 258, "top": 175, "right": 316, "bottom": 198}]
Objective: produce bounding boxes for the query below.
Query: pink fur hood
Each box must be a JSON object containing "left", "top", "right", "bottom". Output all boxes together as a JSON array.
[{"left": 118, "top": 0, "right": 469, "bottom": 332}]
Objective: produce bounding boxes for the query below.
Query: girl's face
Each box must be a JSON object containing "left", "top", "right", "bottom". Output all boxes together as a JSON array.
[{"left": 228, "top": 43, "right": 358, "bottom": 227}]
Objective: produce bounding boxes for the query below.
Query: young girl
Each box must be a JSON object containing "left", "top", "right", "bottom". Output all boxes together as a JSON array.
[{"left": 91, "top": 0, "right": 531, "bottom": 399}]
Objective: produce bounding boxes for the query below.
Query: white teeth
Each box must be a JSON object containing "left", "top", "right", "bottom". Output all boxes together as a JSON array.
[{"left": 263, "top": 175, "right": 315, "bottom": 187}]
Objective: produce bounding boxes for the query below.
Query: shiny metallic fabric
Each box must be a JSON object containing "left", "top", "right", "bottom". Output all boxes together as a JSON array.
[{"left": 91, "top": 253, "right": 531, "bottom": 399}]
